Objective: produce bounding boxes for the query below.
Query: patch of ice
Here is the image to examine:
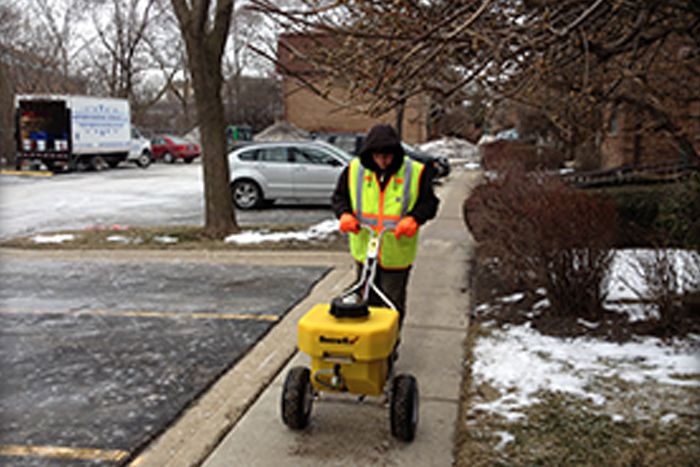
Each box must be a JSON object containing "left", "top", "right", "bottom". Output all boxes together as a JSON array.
[
  {"left": 533, "top": 298, "right": 550, "bottom": 310},
  {"left": 471, "top": 325, "right": 700, "bottom": 420},
  {"left": 224, "top": 219, "right": 338, "bottom": 245},
  {"left": 473, "top": 303, "right": 492, "bottom": 314},
  {"left": 31, "top": 234, "right": 76, "bottom": 244}
]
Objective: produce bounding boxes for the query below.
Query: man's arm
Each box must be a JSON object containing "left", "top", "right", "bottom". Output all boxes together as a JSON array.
[{"left": 331, "top": 166, "right": 352, "bottom": 219}]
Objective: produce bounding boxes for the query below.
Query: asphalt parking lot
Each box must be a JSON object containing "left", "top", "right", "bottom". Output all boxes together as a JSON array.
[{"left": 0, "top": 254, "right": 329, "bottom": 466}]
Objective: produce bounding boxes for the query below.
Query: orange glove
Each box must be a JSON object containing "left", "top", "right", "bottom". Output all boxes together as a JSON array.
[
  {"left": 339, "top": 213, "right": 360, "bottom": 234},
  {"left": 395, "top": 216, "right": 418, "bottom": 239}
]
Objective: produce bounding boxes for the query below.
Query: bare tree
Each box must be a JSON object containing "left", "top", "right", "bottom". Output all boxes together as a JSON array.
[
  {"left": 250, "top": 0, "right": 699, "bottom": 157},
  {"left": 170, "top": 0, "right": 238, "bottom": 237}
]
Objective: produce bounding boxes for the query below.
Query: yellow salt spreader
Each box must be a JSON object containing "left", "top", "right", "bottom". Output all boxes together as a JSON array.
[{"left": 280, "top": 226, "right": 419, "bottom": 442}]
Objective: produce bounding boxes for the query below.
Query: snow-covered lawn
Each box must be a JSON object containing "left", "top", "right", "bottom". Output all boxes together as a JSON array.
[
  {"left": 460, "top": 248, "right": 700, "bottom": 464},
  {"left": 472, "top": 324, "right": 699, "bottom": 422}
]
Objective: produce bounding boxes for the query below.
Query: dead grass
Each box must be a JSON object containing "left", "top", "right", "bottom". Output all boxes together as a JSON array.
[
  {"left": 0, "top": 225, "right": 347, "bottom": 251},
  {"left": 456, "top": 387, "right": 700, "bottom": 467}
]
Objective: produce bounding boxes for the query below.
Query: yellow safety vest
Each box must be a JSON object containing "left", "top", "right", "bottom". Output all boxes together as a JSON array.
[{"left": 348, "top": 156, "right": 424, "bottom": 269}]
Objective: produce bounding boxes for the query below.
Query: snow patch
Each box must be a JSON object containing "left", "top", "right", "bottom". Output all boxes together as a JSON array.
[
  {"left": 31, "top": 234, "right": 76, "bottom": 244},
  {"left": 106, "top": 235, "right": 133, "bottom": 244},
  {"left": 472, "top": 324, "right": 700, "bottom": 420},
  {"left": 660, "top": 413, "right": 678, "bottom": 424},
  {"left": 499, "top": 292, "right": 525, "bottom": 304},
  {"left": 224, "top": 219, "right": 338, "bottom": 244},
  {"left": 154, "top": 235, "right": 178, "bottom": 244},
  {"left": 607, "top": 249, "right": 700, "bottom": 302},
  {"left": 494, "top": 431, "right": 515, "bottom": 450},
  {"left": 418, "top": 137, "right": 479, "bottom": 160}
]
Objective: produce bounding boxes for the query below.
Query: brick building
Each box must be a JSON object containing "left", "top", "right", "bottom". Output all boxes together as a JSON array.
[
  {"left": 277, "top": 34, "right": 429, "bottom": 144},
  {"left": 600, "top": 101, "right": 700, "bottom": 169}
]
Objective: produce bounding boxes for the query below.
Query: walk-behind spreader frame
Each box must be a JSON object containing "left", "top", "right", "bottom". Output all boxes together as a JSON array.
[{"left": 281, "top": 226, "right": 419, "bottom": 442}]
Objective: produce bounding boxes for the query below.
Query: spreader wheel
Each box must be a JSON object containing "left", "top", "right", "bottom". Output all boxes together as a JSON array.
[
  {"left": 390, "top": 374, "right": 419, "bottom": 442},
  {"left": 281, "top": 366, "right": 313, "bottom": 430}
]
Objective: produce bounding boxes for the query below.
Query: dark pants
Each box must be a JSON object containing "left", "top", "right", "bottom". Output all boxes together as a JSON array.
[{"left": 356, "top": 262, "right": 411, "bottom": 326}]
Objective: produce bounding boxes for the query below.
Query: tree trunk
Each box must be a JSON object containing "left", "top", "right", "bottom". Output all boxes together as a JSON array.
[
  {"left": 395, "top": 99, "right": 405, "bottom": 140},
  {"left": 172, "top": 0, "right": 239, "bottom": 238},
  {"left": 188, "top": 48, "right": 239, "bottom": 238}
]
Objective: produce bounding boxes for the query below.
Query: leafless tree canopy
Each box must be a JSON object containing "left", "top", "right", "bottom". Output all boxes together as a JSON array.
[{"left": 251, "top": 0, "right": 699, "bottom": 156}]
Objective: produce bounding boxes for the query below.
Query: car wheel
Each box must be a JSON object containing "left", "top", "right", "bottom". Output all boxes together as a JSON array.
[
  {"left": 231, "top": 180, "right": 262, "bottom": 209},
  {"left": 163, "top": 152, "right": 175, "bottom": 164},
  {"left": 137, "top": 152, "right": 152, "bottom": 168}
]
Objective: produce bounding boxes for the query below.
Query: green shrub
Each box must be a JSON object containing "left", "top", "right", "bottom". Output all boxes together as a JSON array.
[{"left": 596, "top": 175, "right": 700, "bottom": 248}]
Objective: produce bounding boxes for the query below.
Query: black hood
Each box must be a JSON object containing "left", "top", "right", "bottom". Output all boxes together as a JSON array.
[{"left": 358, "top": 124, "right": 404, "bottom": 175}]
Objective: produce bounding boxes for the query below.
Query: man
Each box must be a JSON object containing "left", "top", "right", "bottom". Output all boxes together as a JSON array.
[{"left": 331, "top": 124, "right": 439, "bottom": 326}]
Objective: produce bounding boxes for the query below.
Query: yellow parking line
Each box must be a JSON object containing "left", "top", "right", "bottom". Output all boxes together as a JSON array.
[
  {"left": 0, "top": 307, "right": 279, "bottom": 322},
  {"left": 0, "top": 444, "right": 129, "bottom": 462},
  {"left": 0, "top": 169, "right": 54, "bottom": 177}
]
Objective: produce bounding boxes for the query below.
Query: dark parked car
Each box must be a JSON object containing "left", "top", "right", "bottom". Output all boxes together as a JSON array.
[
  {"left": 313, "top": 132, "right": 450, "bottom": 179},
  {"left": 150, "top": 134, "right": 201, "bottom": 164},
  {"left": 401, "top": 142, "right": 451, "bottom": 179}
]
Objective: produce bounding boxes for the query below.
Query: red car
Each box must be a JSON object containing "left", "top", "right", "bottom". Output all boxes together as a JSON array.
[{"left": 150, "top": 134, "right": 201, "bottom": 163}]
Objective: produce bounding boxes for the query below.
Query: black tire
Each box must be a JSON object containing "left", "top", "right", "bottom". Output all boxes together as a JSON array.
[
  {"left": 390, "top": 374, "right": 419, "bottom": 442},
  {"left": 136, "top": 151, "right": 152, "bottom": 168},
  {"left": 231, "top": 179, "right": 262, "bottom": 209},
  {"left": 281, "top": 366, "right": 313, "bottom": 430},
  {"left": 163, "top": 152, "right": 175, "bottom": 164},
  {"left": 183, "top": 157, "right": 194, "bottom": 164}
]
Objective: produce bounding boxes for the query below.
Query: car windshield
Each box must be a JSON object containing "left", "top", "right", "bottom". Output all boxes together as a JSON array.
[
  {"left": 167, "top": 136, "right": 190, "bottom": 145},
  {"left": 312, "top": 141, "right": 353, "bottom": 162},
  {"left": 402, "top": 142, "right": 418, "bottom": 152}
]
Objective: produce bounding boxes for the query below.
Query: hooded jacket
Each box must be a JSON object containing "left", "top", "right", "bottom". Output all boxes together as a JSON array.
[{"left": 331, "top": 124, "right": 439, "bottom": 225}]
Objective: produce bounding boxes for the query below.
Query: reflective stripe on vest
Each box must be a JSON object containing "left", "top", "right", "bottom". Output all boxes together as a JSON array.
[{"left": 348, "top": 156, "right": 423, "bottom": 269}]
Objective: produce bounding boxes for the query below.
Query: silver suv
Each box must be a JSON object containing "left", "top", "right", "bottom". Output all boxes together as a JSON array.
[{"left": 228, "top": 141, "right": 353, "bottom": 209}]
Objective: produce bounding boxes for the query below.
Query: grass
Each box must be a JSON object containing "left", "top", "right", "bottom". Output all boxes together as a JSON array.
[{"left": 0, "top": 224, "right": 347, "bottom": 251}]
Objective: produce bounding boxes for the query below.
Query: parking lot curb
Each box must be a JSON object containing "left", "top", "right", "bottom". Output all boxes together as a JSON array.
[
  {"left": 0, "top": 169, "right": 54, "bottom": 177},
  {"left": 0, "top": 248, "right": 348, "bottom": 267}
]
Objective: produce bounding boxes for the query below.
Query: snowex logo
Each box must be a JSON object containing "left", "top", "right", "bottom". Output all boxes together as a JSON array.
[{"left": 319, "top": 335, "right": 359, "bottom": 345}]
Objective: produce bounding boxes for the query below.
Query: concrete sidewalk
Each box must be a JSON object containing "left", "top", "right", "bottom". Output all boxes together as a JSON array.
[{"left": 198, "top": 168, "right": 476, "bottom": 467}]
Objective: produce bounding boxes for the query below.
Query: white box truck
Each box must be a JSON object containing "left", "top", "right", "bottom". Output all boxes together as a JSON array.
[{"left": 15, "top": 94, "right": 133, "bottom": 171}]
